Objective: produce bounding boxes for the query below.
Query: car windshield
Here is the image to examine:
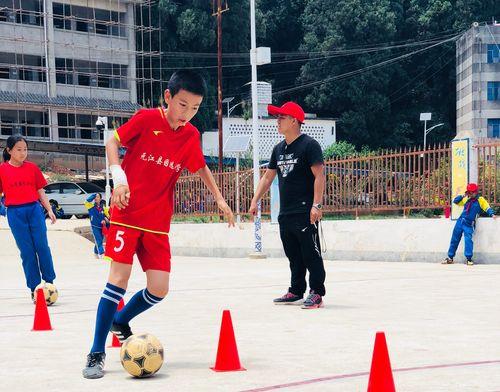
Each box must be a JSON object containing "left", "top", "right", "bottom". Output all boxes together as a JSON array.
[{"left": 77, "top": 183, "right": 104, "bottom": 193}]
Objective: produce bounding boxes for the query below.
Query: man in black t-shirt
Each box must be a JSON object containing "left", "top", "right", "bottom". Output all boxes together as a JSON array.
[{"left": 249, "top": 102, "right": 326, "bottom": 309}]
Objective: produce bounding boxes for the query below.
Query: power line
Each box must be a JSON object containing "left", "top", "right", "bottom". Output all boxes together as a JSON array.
[{"left": 271, "top": 35, "right": 459, "bottom": 96}]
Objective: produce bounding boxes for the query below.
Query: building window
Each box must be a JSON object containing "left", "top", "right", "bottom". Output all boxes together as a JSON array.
[
  {"left": 53, "top": 2, "right": 70, "bottom": 29},
  {"left": 488, "top": 119, "right": 500, "bottom": 138},
  {"left": 0, "top": 0, "right": 43, "bottom": 27},
  {"left": 0, "top": 52, "right": 45, "bottom": 82},
  {"left": 0, "top": 109, "right": 49, "bottom": 138},
  {"left": 487, "top": 82, "right": 500, "bottom": 101},
  {"left": 487, "top": 44, "right": 500, "bottom": 64},
  {"left": 53, "top": 2, "right": 126, "bottom": 37},
  {"left": 56, "top": 57, "right": 127, "bottom": 89},
  {"left": 57, "top": 113, "right": 129, "bottom": 143}
]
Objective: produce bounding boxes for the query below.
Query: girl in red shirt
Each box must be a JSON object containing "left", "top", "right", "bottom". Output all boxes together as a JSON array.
[{"left": 0, "top": 135, "right": 57, "bottom": 302}]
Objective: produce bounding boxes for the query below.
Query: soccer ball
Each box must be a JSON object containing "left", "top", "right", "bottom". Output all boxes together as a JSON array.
[
  {"left": 120, "top": 333, "right": 164, "bottom": 378},
  {"left": 34, "top": 283, "right": 58, "bottom": 306}
]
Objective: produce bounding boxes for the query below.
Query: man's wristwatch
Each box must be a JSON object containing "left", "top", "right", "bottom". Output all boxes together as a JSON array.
[{"left": 313, "top": 203, "right": 323, "bottom": 210}]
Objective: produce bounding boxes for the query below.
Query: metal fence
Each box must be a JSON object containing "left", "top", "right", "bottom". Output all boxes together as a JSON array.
[
  {"left": 174, "top": 144, "right": 454, "bottom": 217},
  {"left": 477, "top": 141, "right": 499, "bottom": 207},
  {"left": 323, "top": 145, "right": 452, "bottom": 214}
]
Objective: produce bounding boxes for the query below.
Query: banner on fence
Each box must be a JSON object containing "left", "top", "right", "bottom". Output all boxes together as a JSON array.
[{"left": 451, "top": 138, "right": 469, "bottom": 220}]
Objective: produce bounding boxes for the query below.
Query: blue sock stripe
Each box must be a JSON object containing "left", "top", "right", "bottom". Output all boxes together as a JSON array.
[
  {"left": 106, "top": 282, "right": 126, "bottom": 295},
  {"left": 144, "top": 289, "right": 163, "bottom": 303}
]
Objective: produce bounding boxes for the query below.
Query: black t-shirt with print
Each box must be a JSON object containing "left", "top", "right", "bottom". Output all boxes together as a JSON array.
[{"left": 268, "top": 134, "right": 324, "bottom": 216}]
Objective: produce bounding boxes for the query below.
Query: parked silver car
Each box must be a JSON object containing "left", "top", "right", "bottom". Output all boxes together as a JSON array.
[{"left": 44, "top": 182, "right": 105, "bottom": 219}]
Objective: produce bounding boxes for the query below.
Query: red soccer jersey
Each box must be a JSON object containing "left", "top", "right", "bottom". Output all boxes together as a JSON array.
[
  {"left": 0, "top": 161, "right": 47, "bottom": 206},
  {"left": 111, "top": 108, "right": 206, "bottom": 234}
]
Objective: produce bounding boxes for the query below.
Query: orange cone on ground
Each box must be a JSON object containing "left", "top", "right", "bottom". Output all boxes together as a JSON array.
[
  {"left": 211, "top": 310, "right": 246, "bottom": 372},
  {"left": 108, "top": 298, "right": 125, "bottom": 348},
  {"left": 32, "top": 288, "right": 52, "bottom": 331},
  {"left": 367, "top": 332, "right": 396, "bottom": 392}
]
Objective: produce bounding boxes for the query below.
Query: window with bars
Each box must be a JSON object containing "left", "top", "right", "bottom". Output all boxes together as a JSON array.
[
  {"left": 0, "top": 52, "right": 46, "bottom": 82},
  {"left": 52, "top": 2, "right": 126, "bottom": 37},
  {"left": 55, "top": 57, "right": 127, "bottom": 89},
  {"left": 0, "top": 109, "right": 49, "bottom": 138},
  {"left": 0, "top": 0, "right": 43, "bottom": 26},
  {"left": 58, "top": 112, "right": 130, "bottom": 142}
]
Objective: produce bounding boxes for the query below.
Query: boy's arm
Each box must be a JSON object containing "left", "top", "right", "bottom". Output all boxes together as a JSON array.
[
  {"left": 478, "top": 197, "right": 496, "bottom": 217},
  {"left": 249, "top": 169, "right": 277, "bottom": 215},
  {"left": 453, "top": 195, "right": 467, "bottom": 206},
  {"left": 197, "top": 165, "right": 235, "bottom": 227},
  {"left": 106, "top": 136, "right": 129, "bottom": 210}
]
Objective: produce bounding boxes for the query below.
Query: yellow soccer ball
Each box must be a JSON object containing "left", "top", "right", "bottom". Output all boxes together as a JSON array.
[
  {"left": 120, "top": 333, "right": 164, "bottom": 378},
  {"left": 34, "top": 282, "right": 58, "bottom": 306}
]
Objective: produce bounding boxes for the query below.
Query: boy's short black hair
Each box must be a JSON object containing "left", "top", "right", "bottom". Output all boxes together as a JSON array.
[{"left": 167, "top": 70, "right": 206, "bottom": 98}]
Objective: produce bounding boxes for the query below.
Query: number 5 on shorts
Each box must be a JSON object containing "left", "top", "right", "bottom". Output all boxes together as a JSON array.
[{"left": 114, "top": 230, "right": 125, "bottom": 252}]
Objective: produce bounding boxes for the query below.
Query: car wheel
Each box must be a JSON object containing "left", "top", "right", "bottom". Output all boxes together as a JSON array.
[
  {"left": 61, "top": 215, "right": 72, "bottom": 220},
  {"left": 75, "top": 214, "right": 88, "bottom": 219}
]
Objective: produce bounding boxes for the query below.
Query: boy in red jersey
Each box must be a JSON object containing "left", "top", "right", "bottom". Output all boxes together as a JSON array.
[{"left": 83, "top": 70, "right": 234, "bottom": 379}]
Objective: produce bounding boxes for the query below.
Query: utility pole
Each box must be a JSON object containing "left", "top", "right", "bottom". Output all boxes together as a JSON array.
[{"left": 213, "top": 0, "right": 229, "bottom": 171}]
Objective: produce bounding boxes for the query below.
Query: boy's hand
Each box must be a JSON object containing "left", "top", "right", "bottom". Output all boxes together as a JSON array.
[
  {"left": 216, "top": 198, "right": 235, "bottom": 227},
  {"left": 112, "top": 185, "right": 130, "bottom": 210},
  {"left": 249, "top": 200, "right": 257, "bottom": 216},
  {"left": 493, "top": 215, "right": 497, "bottom": 220}
]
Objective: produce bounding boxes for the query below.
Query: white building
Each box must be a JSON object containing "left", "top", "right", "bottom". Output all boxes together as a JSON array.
[
  {"left": 203, "top": 116, "right": 336, "bottom": 161},
  {"left": 456, "top": 22, "right": 500, "bottom": 138}
]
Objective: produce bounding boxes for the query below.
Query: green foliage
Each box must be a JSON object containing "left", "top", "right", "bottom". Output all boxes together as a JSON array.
[
  {"left": 323, "top": 141, "right": 357, "bottom": 159},
  {"left": 148, "top": 0, "right": 497, "bottom": 147}
]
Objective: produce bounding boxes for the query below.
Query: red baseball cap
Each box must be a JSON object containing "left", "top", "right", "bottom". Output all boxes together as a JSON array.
[
  {"left": 466, "top": 183, "right": 478, "bottom": 193},
  {"left": 267, "top": 102, "right": 305, "bottom": 123}
]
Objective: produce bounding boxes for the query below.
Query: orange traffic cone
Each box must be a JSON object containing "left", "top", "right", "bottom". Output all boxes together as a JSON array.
[
  {"left": 32, "top": 288, "right": 52, "bottom": 331},
  {"left": 211, "top": 310, "right": 246, "bottom": 372},
  {"left": 367, "top": 332, "right": 396, "bottom": 392},
  {"left": 108, "top": 298, "right": 125, "bottom": 348}
]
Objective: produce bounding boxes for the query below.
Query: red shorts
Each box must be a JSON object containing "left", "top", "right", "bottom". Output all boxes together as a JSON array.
[{"left": 104, "top": 224, "right": 171, "bottom": 272}]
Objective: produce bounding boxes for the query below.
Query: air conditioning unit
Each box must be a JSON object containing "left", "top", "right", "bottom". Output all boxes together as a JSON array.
[{"left": 90, "top": 75, "right": 98, "bottom": 86}]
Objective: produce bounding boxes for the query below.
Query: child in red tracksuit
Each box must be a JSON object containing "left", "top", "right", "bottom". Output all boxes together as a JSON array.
[{"left": 0, "top": 135, "right": 57, "bottom": 301}]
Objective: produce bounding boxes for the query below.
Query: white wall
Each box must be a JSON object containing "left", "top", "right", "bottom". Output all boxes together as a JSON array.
[{"left": 169, "top": 218, "right": 500, "bottom": 264}]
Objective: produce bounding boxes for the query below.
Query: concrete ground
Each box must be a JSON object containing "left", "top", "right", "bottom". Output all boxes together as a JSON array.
[{"left": 1, "top": 220, "right": 500, "bottom": 391}]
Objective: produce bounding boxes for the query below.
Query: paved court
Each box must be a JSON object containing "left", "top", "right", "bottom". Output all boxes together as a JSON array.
[{"left": 1, "top": 223, "right": 500, "bottom": 391}]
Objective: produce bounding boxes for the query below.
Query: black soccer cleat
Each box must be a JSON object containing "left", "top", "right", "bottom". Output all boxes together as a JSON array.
[
  {"left": 110, "top": 322, "right": 133, "bottom": 343},
  {"left": 82, "top": 352, "right": 106, "bottom": 379}
]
